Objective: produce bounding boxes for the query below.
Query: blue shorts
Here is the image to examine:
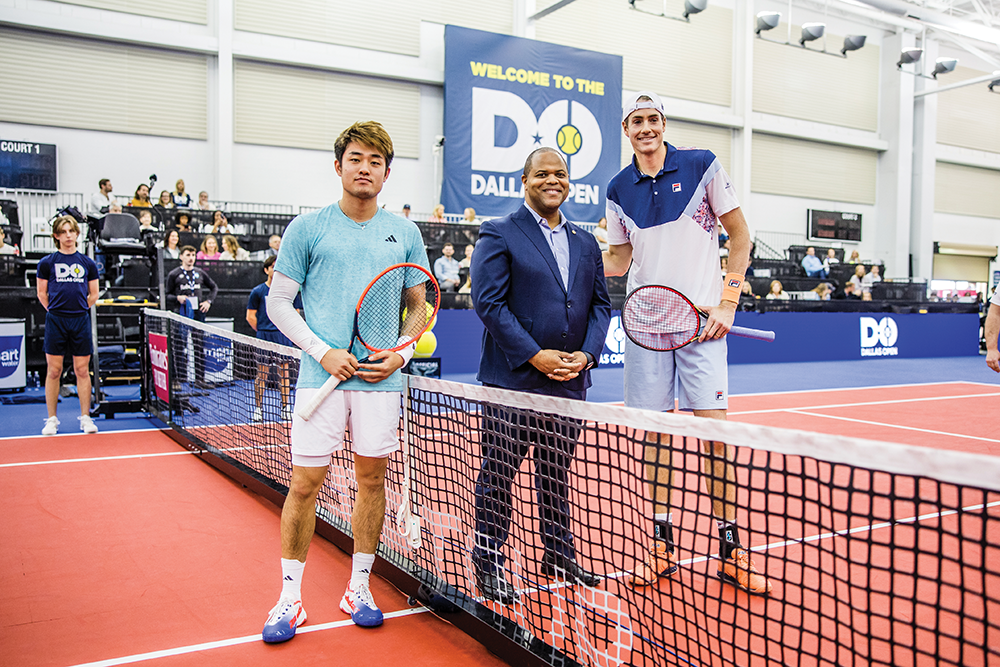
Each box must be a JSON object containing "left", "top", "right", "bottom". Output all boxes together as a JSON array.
[
  {"left": 255, "top": 328, "right": 294, "bottom": 366},
  {"left": 44, "top": 311, "right": 93, "bottom": 357}
]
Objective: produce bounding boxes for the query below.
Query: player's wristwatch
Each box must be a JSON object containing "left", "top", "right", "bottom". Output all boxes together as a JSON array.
[{"left": 582, "top": 351, "right": 595, "bottom": 371}]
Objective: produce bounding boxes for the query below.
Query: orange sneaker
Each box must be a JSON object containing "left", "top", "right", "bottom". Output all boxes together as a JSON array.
[
  {"left": 717, "top": 548, "right": 772, "bottom": 595},
  {"left": 625, "top": 541, "right": 678, "bottom": 587}
]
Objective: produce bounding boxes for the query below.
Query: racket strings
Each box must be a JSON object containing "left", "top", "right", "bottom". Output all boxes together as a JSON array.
[
  {"left": 624, "top": 287, "right": 700, "bottom": 351},
  {"left": 356, "top": 265, "right": 440, "bottom": 353}
]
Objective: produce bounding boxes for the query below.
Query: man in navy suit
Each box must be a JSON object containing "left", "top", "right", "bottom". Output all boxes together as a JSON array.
[{"left": 470, "top": 147, "right": 611, "bottom": 604}]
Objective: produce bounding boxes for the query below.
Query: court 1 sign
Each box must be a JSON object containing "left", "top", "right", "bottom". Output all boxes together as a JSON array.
[
  {"left": 442, "top": 26, "right": 622, "bottom": 221},
  {"left": 860, "top": 316, "right": 899, "bottom": 357}
]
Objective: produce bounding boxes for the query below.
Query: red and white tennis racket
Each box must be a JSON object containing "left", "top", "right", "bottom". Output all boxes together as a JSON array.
[
  {"left": 621, "top": 284, "right": 774, "bottom": 351},
  {"left": 296, "top": 263, "right": 440, "bottom": 421}
]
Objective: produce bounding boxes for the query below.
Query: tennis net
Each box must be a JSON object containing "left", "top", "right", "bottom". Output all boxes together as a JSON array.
[{"left": 143, "top": 308, "right": 1000, "bottom": 667}]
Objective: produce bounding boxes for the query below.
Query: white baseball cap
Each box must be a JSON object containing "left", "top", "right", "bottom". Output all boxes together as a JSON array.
[{"left": 622, "top": 91, "right": 666, "bottom": 122}]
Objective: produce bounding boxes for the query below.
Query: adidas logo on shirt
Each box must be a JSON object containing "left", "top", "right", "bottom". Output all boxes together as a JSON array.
[{"left": 385, "top": 235, "right": 397, "bottom": 243}]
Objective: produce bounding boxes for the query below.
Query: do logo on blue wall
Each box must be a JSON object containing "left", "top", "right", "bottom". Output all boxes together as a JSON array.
[
  {"left": 600, "top": 316, "right": 626, "bottom": 366},
  {"left": 860, "top": 316, "right": 898, "bottom": 357}
]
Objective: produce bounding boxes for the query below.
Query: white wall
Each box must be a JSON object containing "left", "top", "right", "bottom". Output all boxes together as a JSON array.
[{"left": 0, "top": 120, "right": 214, "bottom": 201}]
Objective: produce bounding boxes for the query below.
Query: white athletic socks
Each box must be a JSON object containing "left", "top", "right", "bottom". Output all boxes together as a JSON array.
[
  {"left": 350, "top": 552, "right": 376, "bottom": 590},
  {"left": 280, "top": 558, "right": 306, "bottom": 600}
]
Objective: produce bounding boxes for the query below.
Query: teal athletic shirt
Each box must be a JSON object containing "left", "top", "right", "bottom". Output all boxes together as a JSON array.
[{"left": 274, "top": 202, "right": 430, "bottom": 392}]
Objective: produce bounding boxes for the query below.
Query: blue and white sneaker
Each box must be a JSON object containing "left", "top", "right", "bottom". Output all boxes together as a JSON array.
[
  {"left": 339, "top": 583, "right": 383, "bottom": 627},
  {"left": 262, "top": 598, "right": 306, "bottom": 643}
]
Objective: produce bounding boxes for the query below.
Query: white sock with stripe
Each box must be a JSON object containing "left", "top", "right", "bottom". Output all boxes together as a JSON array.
[{"left": 350, "top": 552, "right": 376, "bottom": 590}]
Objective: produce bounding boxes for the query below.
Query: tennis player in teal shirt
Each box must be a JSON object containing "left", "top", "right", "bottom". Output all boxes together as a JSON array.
[{"left": 261, "top": 121, "right": 429, "bottom": 639}]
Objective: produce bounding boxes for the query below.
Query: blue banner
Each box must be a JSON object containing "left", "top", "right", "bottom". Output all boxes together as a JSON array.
[{"left": 442, "top": 25, "right": 623, "bottom": 222}]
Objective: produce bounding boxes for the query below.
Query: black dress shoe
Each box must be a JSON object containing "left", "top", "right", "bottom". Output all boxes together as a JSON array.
[
  {"left": 541, "top": 553, "right": 602, "bottom": 587},
  {"left": 474, "top": 566, "right": 517, "bottom": 605}
]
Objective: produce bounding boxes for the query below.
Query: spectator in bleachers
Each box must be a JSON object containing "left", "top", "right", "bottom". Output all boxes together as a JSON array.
[
  {"left": 137, "top": 210, "right": 157, "bottom": 232},
  {"left": 265, "top": 234, "right": 281, "bottom": 258},
  {"left": 165, "top": 245, "right": 217, "bottom": 388},
  {"left": 428, "top": 204, "right": 446, "bottom": 222},
  {"left": 197, "top": 234, "right": 221, "bottom": 261},
  {"left": 861, "top": 290, "right": 873, "bottom": 301},
  {"left": 462, "top": 207, "right": 480, "bottom": 225},
  {"left": 88, "top": 178, "right": 114, "bottom": 216},
  {"left": 765, "top": 280, "right": 789, "bottom": 300},
  {"left": 847, "top": 249, "right": 861, "bottom": 264},
  {"left": 720, "top": 255, "right": 729, "bottom": 278},
  {"left": 108, "top": 202, "right": 123, "bottom": 214},
  {"left": 434, "top": 242, "right": 461, "bottom": 291},
  {"left": 402, "top": 204, "right": 411, "bottom": 219},
  {"left": 174, "top": 212, "right": 193, "bottom": 232},
  {"left": 203, "top": 210, "right": 235, "bottom": 235},
  {"left": 800, "top": 246, "right": 827, "bottom": 279},
  {"left": 162, "top": 229, "right": 181, "bottom": 259},
  {"left": 220, "top": 234, "right": 250, "bottom": 261},
  {"left": 196, "top": 191, "right": 211, "bottom": 210},
  {"left": 822, "top": 248, "right": 839, "bottom": 273},
  {"left": 0, "top": 226, "right": 17, "bottom": 255},
  {"left": 834, "top": 281, "right": 860, "bottom": 300},
  {"left": 593, "top": 216, "right": 609, "bottom": 251},
  {"left": 131, "top": 184, "right": 152, "bottom": 207},
  {"left": 849, "top": 264, "right": 867, "bottom": 293},
  {"left": 173, "top": 179, "right": 192, "bottom": 208},
  {"left": 719, "top": 237, "right": 730, "bottom": 258},
  {"left": 802, "top": 283, "right": 833, "bottom": 301},
  {"left": 741, "top": 281, "right": 757, "bottom": 299},
  {"left": 863, "top": 265, "right": 882, "bottom": 291},
  {"left": 458, "top": 243, "right": 475, "bottom": 293},
  {"left": 155, "top": 190, "right": 175, "bottom": 210}
]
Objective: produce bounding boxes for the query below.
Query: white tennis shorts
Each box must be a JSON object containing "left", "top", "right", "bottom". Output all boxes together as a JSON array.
[
  {"left": 623, "top": 335, "right": 729, "bottom": 412},
  {"left": 290, "top": 388, "right": 401, "bottom": 466}
]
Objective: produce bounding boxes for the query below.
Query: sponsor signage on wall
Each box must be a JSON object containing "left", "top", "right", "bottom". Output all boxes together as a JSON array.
[{"left": 442, "top": 26, "right": 622, "bottom": 222}]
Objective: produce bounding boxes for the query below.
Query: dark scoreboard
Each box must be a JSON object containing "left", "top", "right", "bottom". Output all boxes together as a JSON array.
[
  {"left": 0, "top": 140, "right": 57, "bottom": 191},
  {"left": 808, "top": 208, "right": 862, "bottom": 243}
]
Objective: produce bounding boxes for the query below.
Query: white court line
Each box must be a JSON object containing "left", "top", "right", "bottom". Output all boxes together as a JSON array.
[
  {"left": 784, "top": 410, "right": 1000, "bottom": 445},
  {"left": 731, "top": 379, "right": 979, "bottom": 398},
  {"left": 0, "top": 426, "right": 167, "bottom": 442},
  {"left": 728, "top": 391, "right": 1000, "bottom": 416},
  {"left": 66, "top": 607, "right": 429, "bottom": 667},
  {"left": 0, "top": 444, "right": 285, "bottom": 468}
]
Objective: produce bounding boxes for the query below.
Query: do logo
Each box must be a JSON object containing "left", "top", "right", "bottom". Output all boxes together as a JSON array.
[
  {"left": 605, "top": 316, "right": 626, "bottom": 354},
  {"left": 860, "top": 316, "right": 898, "bottom": 348},
  {"left": 471, "top": 88, "right": 603, "bottom": 180}
]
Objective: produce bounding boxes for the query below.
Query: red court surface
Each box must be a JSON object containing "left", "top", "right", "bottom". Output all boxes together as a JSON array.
[{"left": 2, "top": 381, "right": 998, "bottom": 667}]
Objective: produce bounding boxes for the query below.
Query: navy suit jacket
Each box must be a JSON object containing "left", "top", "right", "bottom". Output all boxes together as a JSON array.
[{"left": 471, "top": 204, "right": 611, "bottom": 394}]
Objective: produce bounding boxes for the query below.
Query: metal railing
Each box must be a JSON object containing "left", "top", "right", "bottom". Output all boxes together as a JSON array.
[
  {"left": 752, "top": 230, "right": 810, "bottom": 260},
  {"left": 0, "top": 189, "right": 85, "bottom": 253}
]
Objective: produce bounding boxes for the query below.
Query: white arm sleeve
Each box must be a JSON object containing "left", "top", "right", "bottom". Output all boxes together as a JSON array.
[{"left": 269, "top": 271, "right": 332, "bottom": 365}]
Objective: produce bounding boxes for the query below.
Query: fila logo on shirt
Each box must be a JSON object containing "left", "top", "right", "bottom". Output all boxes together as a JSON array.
[
  {"left": 385, "top": 235, "right": 397, "bottom": 243},
  {"left": 55, "top": 263, "right": 86, "bottom": 282},
  {"left": 672, "top": 183, "right": 682, "bottom": 193}
]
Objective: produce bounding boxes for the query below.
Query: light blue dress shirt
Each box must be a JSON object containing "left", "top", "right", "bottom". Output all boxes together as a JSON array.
[{"left": 523, "top": 202, "right": 570, "bottom": 290}]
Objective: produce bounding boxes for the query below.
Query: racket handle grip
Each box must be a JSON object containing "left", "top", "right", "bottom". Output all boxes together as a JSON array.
[
  {"left": 296, "top": 374, "right": 342, "bottom": 421},
  {"left": 731, "top": 325, "right": 775, "bottom": 342}
]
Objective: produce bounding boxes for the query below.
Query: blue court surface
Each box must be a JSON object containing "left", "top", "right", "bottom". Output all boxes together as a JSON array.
[{"left": 2, "top": 355, "right": 995, "bottom": 439}]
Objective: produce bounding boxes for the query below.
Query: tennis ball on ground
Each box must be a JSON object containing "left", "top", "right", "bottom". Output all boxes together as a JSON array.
[{"left": 414, "top": 331, "right": 437, "bottom": 358}]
